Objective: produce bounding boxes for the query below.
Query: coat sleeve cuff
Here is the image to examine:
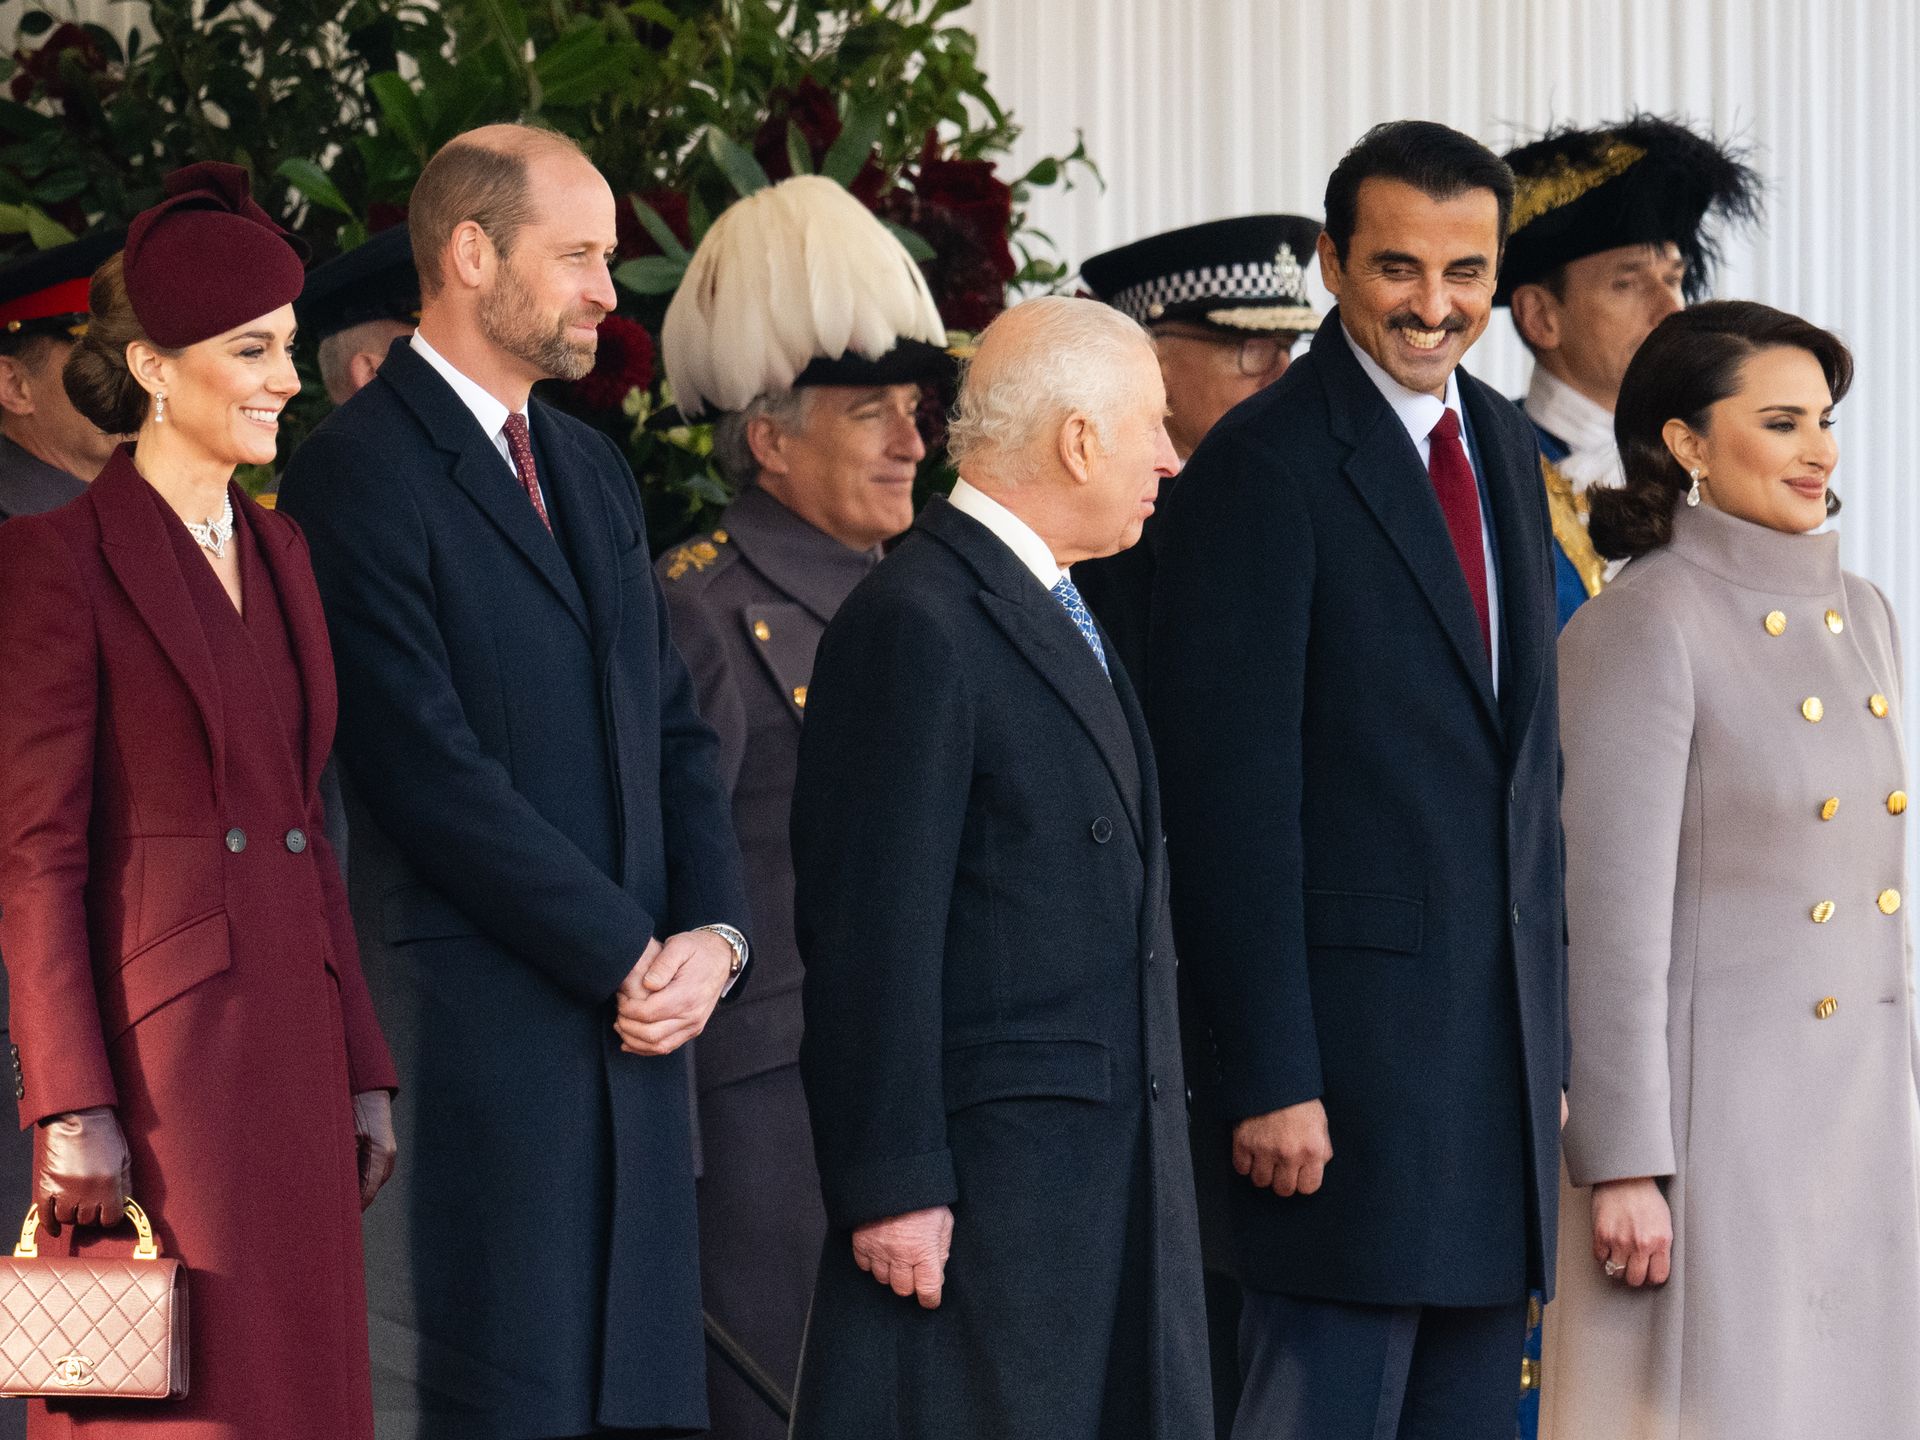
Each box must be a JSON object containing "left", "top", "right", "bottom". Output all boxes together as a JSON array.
[
  {"left": 820, "top": 1147, "right": 959, "bottom": 1232},
  {"left": 1563, "top": 1118, "right": 1676, "bottom": 1189}
]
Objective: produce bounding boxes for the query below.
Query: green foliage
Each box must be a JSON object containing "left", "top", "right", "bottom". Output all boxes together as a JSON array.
[{"left": 0, "top": 0, "right": 1099, "bottom": 540}]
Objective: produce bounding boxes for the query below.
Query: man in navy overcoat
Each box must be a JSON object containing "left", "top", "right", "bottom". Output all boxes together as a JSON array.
[
  {"left": 280, "top": 125, "right": 750, "bottom": 1440},
  {"left": 1150, "top": 121, "right": 1569, "bottom": 1439}
]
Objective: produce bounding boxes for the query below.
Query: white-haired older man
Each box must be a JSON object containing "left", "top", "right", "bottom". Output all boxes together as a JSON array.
[{"left": 787, "top": 296, "right": 1206, "bottom": 1440}]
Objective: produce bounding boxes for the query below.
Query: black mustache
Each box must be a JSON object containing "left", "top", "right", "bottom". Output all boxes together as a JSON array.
[{"left": 1386, "top": 313, "right": 1469, "bottom": 333}]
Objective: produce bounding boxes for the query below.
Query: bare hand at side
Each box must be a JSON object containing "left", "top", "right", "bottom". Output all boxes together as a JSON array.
[
  {"left": 1233, "top": 1098, "right": 1333, "bottom": 1197},
  {"left": 1592, "top": 1176, "right": 1672, "bottom": 1287},
  {"left": 852, "top": 1205, "right": 955, "bottom": 1309}
]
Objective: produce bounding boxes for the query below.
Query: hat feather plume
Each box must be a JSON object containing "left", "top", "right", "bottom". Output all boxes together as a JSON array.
[{"left": 664, "top": 175, "right": 945, "bottom": 415}]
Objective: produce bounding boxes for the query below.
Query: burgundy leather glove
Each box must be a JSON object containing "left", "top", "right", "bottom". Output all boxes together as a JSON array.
[
  {"left": 351, "top": 1090, "right": 396, "bottom": 1211},
  {"left": 33, "top": 1106, "right": 131, "bottom": 1236}
]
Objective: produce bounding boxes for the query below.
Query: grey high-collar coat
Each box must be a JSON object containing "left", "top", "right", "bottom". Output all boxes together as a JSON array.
[{"left": 1541, "top": 501, "right": 1920, "bottom": 1439}]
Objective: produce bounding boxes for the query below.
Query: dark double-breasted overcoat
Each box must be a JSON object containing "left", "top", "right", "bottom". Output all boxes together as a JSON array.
[
  {"left": 0, "top": 449, "right": 397, "bottom": 1436},
  {"left": 279, "top": 339, "right": 749, "bottom": 1440},
  {"left": 1150, "top": 314, "right": 1569, "bottom": 1308},
  {"left": 788, "top": 496, "right": 1211, "bottom": 1440}
]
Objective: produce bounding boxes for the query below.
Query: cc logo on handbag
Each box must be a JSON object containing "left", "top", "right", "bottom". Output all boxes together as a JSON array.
[{"left": 52, "top": 1353, "right": 95, "bottom": 1387}]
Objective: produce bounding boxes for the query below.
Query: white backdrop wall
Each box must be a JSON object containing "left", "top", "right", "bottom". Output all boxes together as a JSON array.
[{"left": 971, "top": 0, "right": 1920, "bottom": 851}]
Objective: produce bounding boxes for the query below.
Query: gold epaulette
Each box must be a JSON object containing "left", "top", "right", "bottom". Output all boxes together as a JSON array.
[
  {"left": 1540, "top": 454, "right": 1606, "bottom": 599},
  {"left": 663, "top": 528, "right": 730, "bottom": 582}
]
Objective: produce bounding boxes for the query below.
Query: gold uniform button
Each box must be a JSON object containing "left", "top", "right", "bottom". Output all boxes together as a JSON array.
[
  {"left": 792, "top": 685, "right": 808, "bottom": 709},
  {"left": 1811, "top": 900, "right": 1836, "bottom": 924},
  {"left": 1815, "top": 996, "right": 1839, "bottom": 1020},
  {"left": 1870, "top": 693, "right": 1890, "bottom": 718},
  {"left": 1879, "top": 888, "right": 1902, "bottom": 915},
  {"left": 1820, "top": 797, "right": 1840, "bottom": 821},
  {"left": 1890, "top": 791, "right": 1909, "bottom": 815},
  {"left": 1826, "top": 609, "right": 1845, "bottom": 634},
  {"left": 1764, "top": 610, "right": 1787, "bottom": 636},
  {"left": 1802, "top": 697, "right": 1825, "bottom": 722},
  {"left": 752, "top": 620, "right": 771, "bottom": 642},
  {"left": 712, "top": 529, "right": 729, "bottom": 544}
]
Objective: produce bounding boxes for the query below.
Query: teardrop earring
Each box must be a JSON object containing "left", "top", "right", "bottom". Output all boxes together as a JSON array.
[
  {"left": 1686, "top": 468, "right": 1703, "bottom": 507},
  {"left": 154, "top": 391, "right": 167, "bottom": 425}
]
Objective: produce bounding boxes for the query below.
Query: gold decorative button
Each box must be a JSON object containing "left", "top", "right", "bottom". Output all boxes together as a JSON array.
[
  {"left": 1870, "top": 694, "right": 1890, "bottom": 718},
  {"left": 1826, "top": 609, "right": 1845, "bottom": 633},
  {"left": 712, "top": 529, "right": 729, "bottom": 544},
  {"left": 1811, "top": 900, "right": 1836, "bottom": 924},
  {"left": 1764, "top": 610, "right": 1787, "bottom": 636},
  {"left": 1802, "top": 697, "right": 1825, "bottom": 722},
  {"left": 752, "top": 620, "right": 771, "bottom": 642},
  {"left": 1879, "top": 888, "right": 1902, "bottom": 915},
  {"left": 1815, "top": 996, "right": 1838, "bottom": 1020},
  {"left": 1820, "top": 797, "right": 1840, "bottom": 821},
  {"left": 791, "top": 685, "right": 808, "bottom": 709},
  {"left": 1520, "top": 1356, "right": 1540, "bottom": 1391},
  {"left": 1890, "top": 791, "right": 1909, "bottom": 815}
]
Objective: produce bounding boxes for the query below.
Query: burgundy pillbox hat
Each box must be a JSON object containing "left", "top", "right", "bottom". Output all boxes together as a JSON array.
[{"left": 123, "top": 161, "right": 310, "bottom": 348}]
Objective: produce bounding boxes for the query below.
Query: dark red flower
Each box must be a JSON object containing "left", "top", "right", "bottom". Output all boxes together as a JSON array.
[
  {"left": 754, "top": 77, "right": 842, "bottom": 180},
  {"left": 367, "top": 202, "right": 409, "bottom": 234},
  {"left": 617, "top": 188, "right": 692, "bottom": 261},
  {"left": 883, "top": 136, "right": 1017, "bottom": 333},
  {"left": 10, "top": 23, "right": 116, "bottom": 107},
  {"left": 568, "top": 314, "right": 655, "bottom": 414}
]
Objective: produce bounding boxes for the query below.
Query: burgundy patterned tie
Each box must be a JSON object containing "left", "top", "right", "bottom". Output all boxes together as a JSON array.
[
  {"left": 1427, "top": 408, "right": 1490, "bottom": 658},
  {"left": 502, "top": 413, "right": 552, "bottom": 533}
]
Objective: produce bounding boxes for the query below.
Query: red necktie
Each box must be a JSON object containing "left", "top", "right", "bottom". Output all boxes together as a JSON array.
[
  {"left": 502, "top": 413, "right": 552, "bottom": 533},
  {"left": 1427, "top": 408, "right": 1490, "bottom": 658}
]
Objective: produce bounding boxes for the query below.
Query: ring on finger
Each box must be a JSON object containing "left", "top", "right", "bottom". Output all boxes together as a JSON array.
[{"left": 1602, "top": 1258, "right": 1626, "bottom": 1277}]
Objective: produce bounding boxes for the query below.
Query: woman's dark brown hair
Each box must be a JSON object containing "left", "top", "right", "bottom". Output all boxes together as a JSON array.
[
  {"left": 1591, "top": 299, "right": 1854, "bottom": 560},
  {"left": 61, "top": 251, "right": 176, "bottom": 435}
]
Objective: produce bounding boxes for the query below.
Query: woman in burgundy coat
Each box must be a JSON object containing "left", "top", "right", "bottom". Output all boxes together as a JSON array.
[{"left": 0, "top": 164, "right": 397, "bottom": 1436}]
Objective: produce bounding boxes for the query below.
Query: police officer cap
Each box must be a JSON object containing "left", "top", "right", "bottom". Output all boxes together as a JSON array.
[{"left": 1081, "top": 214, "right": 1323, "bottom": 335}]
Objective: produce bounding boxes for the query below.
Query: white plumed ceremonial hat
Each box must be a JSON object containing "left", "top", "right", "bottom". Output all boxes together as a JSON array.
[{"left": 662, "top": 174, "right": 949, "bottom": 416}]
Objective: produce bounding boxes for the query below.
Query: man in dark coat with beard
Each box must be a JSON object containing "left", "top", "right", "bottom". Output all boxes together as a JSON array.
[
  {"left": 281, "top": 125, "right": 750, "bottom": 1440},
  {"left": 788, "top": 295, "right": 1207, "bottom": 1440}
]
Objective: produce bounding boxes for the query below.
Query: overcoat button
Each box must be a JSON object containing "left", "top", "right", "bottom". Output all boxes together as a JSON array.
[
  {"left": 1764, "top": 610, "right": 1787, "bottom": 636},
  {"left": 1149, "top": 1074, "right": 1161, "bottom": 1101},
  {"left": 1802, "top": 697, "right": 1825, "bottom": 723},
  {"left": 1826, "top": 609, "right": 1845, "bottom": 634},
  {"left": 224, "top": 828, "right": 247, "bottom": 853},
  {"left": 1820, "top": 797, "right": 1840, "bottom": 821},
  {"left": 752, "top": 620, "right": 771, "bottom": 642},
  {"left": 285, "top": 828, "right": 308, "bottom": 854},
  {"left": 1890, "top": 791, "right": 1909, "bottom": 815},
  {"left": 1091, "top": 817, "right": 1113, "bottom": 844},
  {"left": 1879, "top": 888, "right": 1902, "bottom": 915},
  {"left": 1815, "top": 996, "right": 1838, "bottom": 1020},
  {"left": 1511, "top": 904, "right": 1521, "bottom": 928},
  {"left": 1870, "top": 693, "right": 1890, "bottom": 718},
  {"left": 1812, "top": 900, "right": 1836, "bottom": 924}
]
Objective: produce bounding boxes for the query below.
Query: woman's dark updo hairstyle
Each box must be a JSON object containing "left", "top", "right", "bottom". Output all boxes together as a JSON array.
[
  {"left": 61, "top": 251, "right": 177, "bottom": 435},
  {"left": 1592, "top": 299, "right": 1854, "bottom": 561}
]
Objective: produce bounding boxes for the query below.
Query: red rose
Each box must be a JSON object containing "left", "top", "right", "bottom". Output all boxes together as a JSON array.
[
  {"left": 617, "top": 188, "right": 691, "bottom": 261},
  {"left": 568, "top": 314, "right": 655, "bottom": 414},
  {"left": 883, "top": 138, "right": 1017, "bottom": 333},
  {"left": 754, "top": 77, "right": 842, "bottom": 180},
  {"left": 10, "top": 22, "right": 116, "bottom": 107}
]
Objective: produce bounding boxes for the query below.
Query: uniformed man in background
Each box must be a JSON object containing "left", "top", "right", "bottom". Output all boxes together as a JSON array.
[
  {"left": 1072, "top": 214, "right": 1321, "bottom": 691},
  {"left": 295, "top": 223, "right": 419, "bottom": 408},
  {"left": 0, "top": 232, "right": 122, "bottom": 520},
  {"left": 1499, "top": 115, "right": 1761, "bottom": 628},
  {"left": 656, "top": 174, "right": 951, "bottom": 1440}
]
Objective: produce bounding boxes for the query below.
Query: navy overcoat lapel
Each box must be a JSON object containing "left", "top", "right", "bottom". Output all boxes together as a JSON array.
[
  {"left": 1314, "top": 315, "right": 1500, "bottom": 729},
  {"left": 379, "top": 342, "right": 590, "bottom": 637},
  {"left": 92, "top": 448, "right": 228, "bottom": 797},
  {"left": 920, "top": 496, "right": 1145, "bottom": 846}
]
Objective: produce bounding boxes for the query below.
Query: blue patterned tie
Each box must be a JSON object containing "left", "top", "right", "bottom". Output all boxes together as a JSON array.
[{"left": 1051, "top": 575, "right": 1110, "bottom": 677}]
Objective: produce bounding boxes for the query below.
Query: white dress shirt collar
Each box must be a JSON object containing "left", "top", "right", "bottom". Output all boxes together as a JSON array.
[
  {"left": 409, "top": 331, "right": 527, "bottom": 470},
  {"left": 946, "top": 478, "right": 1065, "bottom": 591},
  {"left": 1523, "top": 365, "right": 1624, "bottom": 494},
  {"left": 1342, "top": 321, "right": 1464, "bottom": 466}
]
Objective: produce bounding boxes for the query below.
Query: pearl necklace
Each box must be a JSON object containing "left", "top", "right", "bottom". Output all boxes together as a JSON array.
[{"left": 186, "top": 493, "right": 236, "bottom": 558}]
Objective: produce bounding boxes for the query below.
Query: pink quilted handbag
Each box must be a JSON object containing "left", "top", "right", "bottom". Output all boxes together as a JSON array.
[{"left": 0, "top": 1199, "right": 188, "bottom": 1398}]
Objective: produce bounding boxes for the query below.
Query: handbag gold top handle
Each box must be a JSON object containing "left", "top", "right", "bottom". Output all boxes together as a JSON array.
[{"left": 11, "top": 1200, "right": 160, "bottom": 1261}]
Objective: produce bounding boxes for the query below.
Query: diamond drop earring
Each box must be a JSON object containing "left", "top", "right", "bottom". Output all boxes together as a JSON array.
[
  {"left": 1686, "top": 468, "right": 1702, "bottom": 507},
  {"left": 154, "top": 391, "right": 167, "bottom": 425}
]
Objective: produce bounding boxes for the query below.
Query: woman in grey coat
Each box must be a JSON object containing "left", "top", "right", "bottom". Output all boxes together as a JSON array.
[{"left": 1541, "top": 302, "right": 1920, "bottom": 1439}]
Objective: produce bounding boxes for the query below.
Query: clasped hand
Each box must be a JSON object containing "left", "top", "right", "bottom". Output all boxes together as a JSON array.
[{"left": 613, "top": 931, "right": 733, "bottom": 1056}]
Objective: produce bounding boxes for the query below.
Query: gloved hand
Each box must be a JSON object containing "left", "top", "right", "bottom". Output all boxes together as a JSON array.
[
  {"left": 351, "top": 1090, "right": 396, "bottom": 1211},
  {"left": 33, "top": 1106, "right": 131, "bottom": 1236}
]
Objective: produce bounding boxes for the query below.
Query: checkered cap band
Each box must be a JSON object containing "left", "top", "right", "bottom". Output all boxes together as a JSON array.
[{"left": 1108, "top": 260, "right": 1309, "bottom": 325}]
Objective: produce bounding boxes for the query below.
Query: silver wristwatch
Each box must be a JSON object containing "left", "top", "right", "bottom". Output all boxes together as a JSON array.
[{"left": 697, "top": 923, "right": 749, "bottom": 996}]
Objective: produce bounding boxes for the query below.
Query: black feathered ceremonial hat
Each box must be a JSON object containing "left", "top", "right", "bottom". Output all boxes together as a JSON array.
[
  {"left": 0, "top": 229, "right": 124, "bottom": 345},
  {"left": 1080, "top": 214, "right": 1323, "bottom": 335},
  {"left": 1497, "top": 115, "right": 1762, "bottom": 305},
  {"left": 295, "top": 224, "right": 420, "bottom": 345}
]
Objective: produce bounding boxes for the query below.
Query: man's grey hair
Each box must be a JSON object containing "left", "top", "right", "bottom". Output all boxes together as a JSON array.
[
  {"left": 317, "top": 320, "right": 404, "bottom": 406},
  {"left": 711, "top": 386, "right": 817, "bottom": 487},
  {"left": 946, "top": 296, "right": 1151, "bottom": 483}
]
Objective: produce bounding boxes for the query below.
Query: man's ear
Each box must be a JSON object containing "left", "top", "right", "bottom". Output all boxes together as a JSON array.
[
  {"left": 0, "top": 355, "right": 34, "bottom": 418},
  {"left": 444, "top": 220, "right": 497, "bottom": 292},
  {"left": 1315, "top": 229, "right": 1343, "bottom": 301},
  {"left": 746, "top": 412, "right": 791, "bottom": 480},
  {"left": 1057, "top": 412, "right": 1097, "bottom": 485},
  {"left": 1509, "top": 284, "right": 1561, "bottom": 353}
]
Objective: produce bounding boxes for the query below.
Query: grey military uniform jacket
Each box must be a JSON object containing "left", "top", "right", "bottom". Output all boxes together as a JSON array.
[
  {"left": 0, "top": 435, "right": 84, "bottom": 524},
  {"left": 659, "top": 485, "right": 880, "bottom": 1094},
  {"left": 1541, "top": 502, "right": 1920, "bottom": 1439}
]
